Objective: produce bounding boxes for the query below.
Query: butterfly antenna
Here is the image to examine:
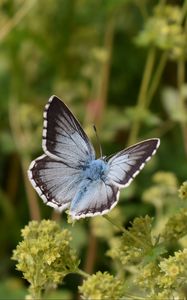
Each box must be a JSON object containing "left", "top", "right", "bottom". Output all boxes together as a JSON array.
[{"left": 93, "top": 125, "right": 103, "bottom": 158}]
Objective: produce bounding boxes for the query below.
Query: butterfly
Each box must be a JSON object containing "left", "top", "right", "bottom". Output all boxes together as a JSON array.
[{"left": 28, "top": 96, "right": 160, "bottom": 219}]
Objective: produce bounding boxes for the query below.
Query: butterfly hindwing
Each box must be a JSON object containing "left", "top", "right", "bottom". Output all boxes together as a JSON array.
[
  {"left": 28, "top": 154, "right": 83, "bottom": 211},
  {"left": 107, "top": 139, "right": 160, "bottom": 188},
  {"left": 70, "top": 178, "right": 120, "bottom": 219}
]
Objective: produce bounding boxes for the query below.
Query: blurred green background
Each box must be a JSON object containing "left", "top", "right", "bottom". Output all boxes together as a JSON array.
[{"left": 0, "top": 0, "right": 187, "bottom": 298}]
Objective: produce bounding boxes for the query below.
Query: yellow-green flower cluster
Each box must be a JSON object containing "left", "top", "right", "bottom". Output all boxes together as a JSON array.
[
  {"left": 147, "top": 290, "right": 174, "bottom": 300},
  {"left": 135, "top": 262, "right": 160, "bottom": 291},
  {"left": 135, "top": 250, "right": 187, "bottom": 298},
  {"left": 153, "top": 171, "right": 178, "bottom": 187},
  {"left": 179, "top": 181, "right": 187, "bottom": 200},
  {"left": 162, "top": 208, "right": 187, "bottom": 241},
  {"left": 12, "top": 220, "right": 79, "bottom": 296},
  {"left": 107, "top": 236, "right": 122, "bottom": 262},
  {"left": 79, "top": 271, "right": 124, "bottom": 300},
  {"left": 108, "top": 216, "right": 154, "bottom": 266},
  {"left": 136, "top": 4, "right": 187, "bottom": 60},
  {"left": 142, "top": 171, "right": 178, "bottom": 209},
  {"left": 158, "top": 249, "right": 187, "bottom": 289}
]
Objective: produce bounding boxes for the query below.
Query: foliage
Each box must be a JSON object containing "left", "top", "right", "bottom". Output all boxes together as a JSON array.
[{"left": 12, "top": 180, "right": 187, "bottom": 299}]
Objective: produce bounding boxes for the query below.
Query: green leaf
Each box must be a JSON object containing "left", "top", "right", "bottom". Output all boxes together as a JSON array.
[{"left": 142, "top": 244, "right": 167, "bottom": 265}]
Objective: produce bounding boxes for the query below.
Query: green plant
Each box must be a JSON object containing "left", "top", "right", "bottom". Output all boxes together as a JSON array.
[
  {"left": 12, "top": 181, "right": 187, "bottom": 299},
  {"left": 12, "top": 220, "right": 80, "bottom": 299}
]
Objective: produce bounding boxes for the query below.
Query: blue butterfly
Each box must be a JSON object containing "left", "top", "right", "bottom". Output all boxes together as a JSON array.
[{"left": 28, "top": 96, "right": 160, "bottom": 219}]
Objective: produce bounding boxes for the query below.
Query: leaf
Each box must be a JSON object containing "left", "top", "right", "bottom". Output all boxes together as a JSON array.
[{"left": 142, "top": 243, "right": 167, "bottom": 265}]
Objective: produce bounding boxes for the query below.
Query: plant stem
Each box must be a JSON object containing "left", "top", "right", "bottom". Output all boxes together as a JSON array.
[
  {"left": 77, "top": 269, "right": 90, "bottom": 278},
  {"left": 146, "top": 51, "right": 168, "bottom": 107},
  {"left": 103, "top": 215, "right": 146, "bottom": 248},
  {"left": 177, "top": 58, "right": 187, "bottom": 156},
  {"left": 134, "top": 1, "right": 148, "bottom": 20},
  {"left": 8, "top": 100, "right": 41, "bottom": 221},
  {"left": 137, "top": 47, "right": 156, "bottom": 108},
  {"left": 84, "top": 231, "right": 97, "bottom": 274},
  {"left": 97, "top": 18, "right": 115, "bottom": 128},
  {"left": 127, "top": 46, "right": 156, "bottom": 145},
  {"left": 0, "top": 0, "right": 36, "bottom": 41},
  {"left": 30, "top": 287, "right": 42, "bottom": 300},
  {"left": 159, "top": 0, "right": 167, "bottom": 6},
  {"left": 181, "top": 0, "right": 187, "bottom": 22}
]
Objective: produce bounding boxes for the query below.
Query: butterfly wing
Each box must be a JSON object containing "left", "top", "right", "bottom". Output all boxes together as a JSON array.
[
  {"left": 107, "top": 139, "right": 160, "bottom": 188},
  {"left": 28, "top": 154, "right": 84, "bottom": 211},
  {"left": 43, "top": 95, "right": 95, "bottom": 167},
  {"left": 28, "top": 95, "right": 95, "bottom": 211},
  {"left": 70, "top": 178, "right": 120, "bottom": 219}
]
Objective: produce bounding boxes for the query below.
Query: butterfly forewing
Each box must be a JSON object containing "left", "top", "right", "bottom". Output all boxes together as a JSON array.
[
  {"left": 28, "top": 95, "right": 95, "bottom": 211},
  {"left": 107, "top": 139, "right": 160, "bottom": 188},
  {"left": 42, "top": 96, "right": 95, "bottom": 166}
]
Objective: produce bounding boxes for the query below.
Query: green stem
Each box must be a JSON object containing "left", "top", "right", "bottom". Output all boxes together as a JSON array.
[
  {"left": 178, "top": 0, "right": 187, "bottom": 129},
  {"left": 29, "top": 287, "right": 42, "bottom": 300},
  {"left": 0, "top": 0, "right": 36, "bottom": 41},
  {"left": 159, "top": 0, "right": 167, "bottom": 7},
  {"left": 103, "top": 214, "right": 124, "bottom": 231},
  {"left": 137, "top": 47, "right": 156, "bottom": 108},
  {"left": 9, "top": 100, "right": 41, "bottom": 221},
  {"left": 103, "top": 215, "right": 146, "bottom": 248},
  {"left": 181, "top": 0, "right": 187, "bottom": 22},
  {"left": 97, "top": 18, "right": 114, "bottom": 128},
  {"left": 77, "top": 269, "right": 90, "bottom": 278},
  {"left": 146, "top": 51, "right": 168, "bottom": 107},
  {"left": 177, "top": 58, "right": 187, "bottom": 156},
  {"left": 124, "top": 293, "right": 146, "bottom": 300},
  {"left": 134, "top": 1, "right": 148, "bottom": 20},
  {"left": 127, "top": 46, "right": 156, "bottom": 146}
]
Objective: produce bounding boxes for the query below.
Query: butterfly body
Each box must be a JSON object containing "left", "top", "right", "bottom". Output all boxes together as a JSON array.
[
  {"left": 28, "top": 95, "right": 160, "bottom": 219},
  {"left": 70, "top": 159, "right": 112, "bottom": 217},
  {"left": 83, "top": 159, "right": 109, "bottom": 181}
]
